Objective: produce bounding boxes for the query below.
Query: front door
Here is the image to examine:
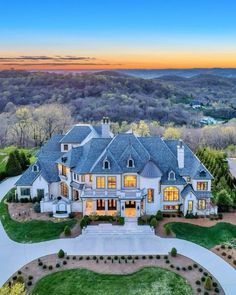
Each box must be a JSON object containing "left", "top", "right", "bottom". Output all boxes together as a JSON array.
[{"left": 125, "top": 200, "right": 136, "bottom": 217}]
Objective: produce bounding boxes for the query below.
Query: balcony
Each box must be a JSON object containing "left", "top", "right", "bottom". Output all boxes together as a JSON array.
[{"left": 59, "top": 174, "right": 68, "bottom": 181}]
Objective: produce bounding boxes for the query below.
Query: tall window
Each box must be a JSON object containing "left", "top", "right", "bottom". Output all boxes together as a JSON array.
[
  {"left": 197, "top": 182, "right": 208, "bottom": 191},
  {"left": 64, "top": 144, "right": 68, "bottom": 151},
  {"left": 108, "top": 199, "right": 117, "bottom": 210},
  {"left": 73, "top": 190, "right": 79, "bottom": 200},
  {"left": 103, "top": 160, "right": 110, "bottom": 169},
  {"left": 107, "top": 176, "right": 116, "bottom": 189},
  {"left": 61, "top": 165, "right": 67, "bottom": 176},
  {"left": 21, "top": 188, "right": 30, "bottom": 196},
  {"left": 97, "top": 199, "right": 105, "bottom": 210},
  {"left": 89, "top": 174, "right": 92, "bottom": 182},
  {"left": 124, "top": 175, "right": 137, "bottom": 188},
  {"left": 60, "top": 182, "right": 68, "bottom": 197},
  {"left": 127, "top": 158, "right": 134, "bottom": 168},
  {"left": 96, "top": 176, "right": 105, "bottom": 189},
  {"left": 188, "top": 200, "right": 193, "bottom": 211},
  {"left": 164, "top": 187, "right": 179, "bottom": 201},
  {"left": 81, "top": 175, "right": 85, "bottom": 182},
  {"left": 198, "top": 199, "right": 206, "bottom": 210},
  {"left": 147, "top": 188, "right": 154, "bottom": 203}
]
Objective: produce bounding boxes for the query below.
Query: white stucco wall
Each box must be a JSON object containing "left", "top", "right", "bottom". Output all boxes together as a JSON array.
[
  {"left": 31, "top": 175, "right": 49, "bottom": 199},
  {"left": 139, "top": 176, "right": 160, "bottom": 214}
]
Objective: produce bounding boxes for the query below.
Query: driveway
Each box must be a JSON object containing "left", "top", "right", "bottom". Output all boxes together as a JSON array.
[{"left": 0, "top": 177, "right": 236, "bottom": 295}]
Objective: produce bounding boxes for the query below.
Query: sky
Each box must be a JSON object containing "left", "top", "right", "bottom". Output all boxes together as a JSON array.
[{"left": 1, "top": 0, "right": 236, "bottom": 69}]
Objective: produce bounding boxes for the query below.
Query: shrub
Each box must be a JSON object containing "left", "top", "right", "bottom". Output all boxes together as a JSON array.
[
  {"left": 79, "top": 256, "right": 83, "bottom": 260},
  {"left": 27, "top": 281, "right": 32, "bottom": 286},
  {"left": 220, "top": 244, "right": 226, "bottom": 249},
  {"left": 176, "top": 266, "right": 180, "bottom": 271},
  {"left": 43, "top": 265, "right": 47, "bottom": 269},
  {"left": 201, "top": 277, "right": 206, "bottom": 282},
  {"left": 93, "top": 256, "right": 97, "bottom": 260},
  {"left": 64, "top": 226, "right": 71, "bottom": 236},
  {"left": 188, "top": 265, "right": 193, "bottom": 270},
  {"left": 150, "top": 217, "right": 157, "bottom": 228},
  {"left": 28, "top": 275, "right": 33, "bottom": 280},
  {"left": 204, "top": 276, "right": 212, "bottom": 290},
  {"left": 218, "top": 213, "right": 223, "bottom": 219},
  {"left": 170, "top": 264, "right": 174, "bottom": 268},
  {"left": 57, "top": 249, "right": 65, "bottom": 258},
  {"left": 33, "top": 202, "right": 41, "bottom": 213},
  {"left": 86, "top": 256, "right": 90, "bottom": 260},
  {"left": 164, "top": 224, "right": 171, "bottom": 235},
  {"left": 148, "top": 255, "right": 153, "bottom": 259},
  {"left": 193, "top": 263, "right": 198, "bottom": 268},
  {"left": 48, "top": 265, "right": 53, "bottom": 270},
  {"left": 170, "top": 247, "right": 177, "bottom": 257},
  {"left": 212, "top": 282, "right": 218, "bottom": 287},
  {"left": 117, "top": 216, "right": 125, "bottom": 225},
  {"left": 199, "top": 268, "right": 203, "bottom": 272},
  {"left": 38, "top": 261, "right": 43, "bottom": 266},
  {"left": 197, "top": 288, "right": 201, "bottom": 293},
  {"left": 17, "top": 271, "right": 22, "bottom": 275},
  {"left": 215, "top": 287, "right": 220, "bottom": 293},
  {"left": 156, "top": 210, "right": 163, "bottom": 221},
  {"left": 63, "top": 260, "right": 67, "bottom": 265},
  {"left": 156, "top": 255, "right": 160, "bottom": 259},
  {"left": 99, "top": 256, "right": 104, "bottom": 260},
  {"left": 227, "top": 254, "right": 232, "bottom": 259},
  {"left": 196, "top": 280, "right": 201, "bottom": 285},
  {"left": 72, "top": 256, "right": 76, "bottom": 260},
  {"left": 16, "top": 276, "right": 24, "bottom": 284},
  {"left": 165, "top": 260, "right": 170, "bottom": 264},
  {"left": 66, "top": 256, "right": 70, "bottom": 260},
  {"left": 164, "top": 255, "right": 168, "bottom": 259},
  {"left": 56, "top": 263, "right": 60, "bottom": 268},
  {"left": 182, "top": 267, "right": 186, "bottom": 271}
]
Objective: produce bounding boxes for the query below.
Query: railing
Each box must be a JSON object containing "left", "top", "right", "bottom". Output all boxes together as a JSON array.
[{"left": 81, "top": 188, "right": 147, "bottom": 199}]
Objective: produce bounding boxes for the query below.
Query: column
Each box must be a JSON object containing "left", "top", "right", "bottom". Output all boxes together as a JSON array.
[
  {"left": 82, "top": 199, "right": 86, "bottom": 216},
  {"left": 105, "top": 199, "right": 108, "bottom": 214},
  {"left": 93, "top": 199, "right": 97, "bottom": 213}
]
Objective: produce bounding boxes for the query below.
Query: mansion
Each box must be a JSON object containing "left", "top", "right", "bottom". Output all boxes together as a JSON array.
[{"left": 15, "top": 118, "right": 217, "bottom": 218}]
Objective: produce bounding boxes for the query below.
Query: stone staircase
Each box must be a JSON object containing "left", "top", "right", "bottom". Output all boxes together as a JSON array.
[{"left": 82, "top": 217, "right": 154, "bottom": 236}]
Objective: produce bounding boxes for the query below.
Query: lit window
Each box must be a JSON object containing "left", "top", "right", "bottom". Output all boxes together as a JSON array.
[
  {"left": 124, "top": 175, "right": 137, "bottom": 188},
  {"left": 198, "top": 199, "right": 206, "bottom": 210},
  {"left": 197, "top": 182, "right": 208, "bottom": 191},
  {"left": 89, "top": 174, "right": 92, "bottom": 182},
  {"left": 107, "top": 176, "right": 116, "bottom": 189},
  {"left": 108, "top": 199, "right": 117, "bottom": 210},
  {"left": 81, "top": 175, "right": 85, "bottom": 182},
  {"left": 60, "top": 182, "right": 68, "bottom": 197},
  {"left": 147, "top": 188, "right": 154, "bottom": 203},
  {"left": 61, "top": 165, "right": 67, "bottom": 176},
  {"left": 163, "top": 205, "right": 179, "bottom": 210},
  {"left": 64, "top": 144, "right": 68, "bottom": 151},
  {"left": 96, "top": 176, "right": 105, "bottom": 189},
  {"left": 97, "top": 199, "right": 105, "bottom": 210},
  {"left": 164, "top": 187, "right": 179, "bottom": 201},
  {"left": 188, "top": 200, "right": 193, "bottom": 211}
]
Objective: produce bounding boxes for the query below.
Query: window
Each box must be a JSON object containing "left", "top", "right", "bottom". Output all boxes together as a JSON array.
[
  {"left": 107, "top": 176, "right": 116, "bottom": 189},
  {"left": 21, "top": 188, "right": 30, "bottom": 196},
  {"left": 61, "top": 165, "right": 67, "bottom": 176},
  {"left": 103, "top": 159, "right": 110, "bottom": 169},
  {"left": 96, "top": 176, "right": 105, "bottom": 189},
  {"left": 76, "top": 174, "right": 80, "bottom": 181},
  {"left": 89, "top": 174, "right": 92, "bottom": 182},
  {"left": 73, "top": 190, "right": 79, "bottom": 200},
  {"left": 124, "top": 175, "right": 137, "bottom": 188},
  {"left": 64, "top": 144, "right": 69, "bottom": 151},
  {"left": 163, "top": 205, "right": 179, "bottom": 210},
  {"left": 186, "top": 176, "right": 191, "bottom": 183},
  {"left": 32, "top": 165, "right": 39, "bottom": 172},
  {"left": 60, "top": 182, "right": 68, "bottom": 197},
  {"left": 37, "top": 189, "right": 44, "bottom": 199},
  {"left": 108, "top": 199, "right": 117, "bottom": 210},
  {"left": 73, "top": 173, "right": 76, "bottom": 180},
  {"left": 97, "top": 199, "right": 105, "bottom": 210},
  {"left": 147, "top": 188, "right": 154, "bottom": 203},
  {"left": 127, "top": 158, "right": 134, "bottom": 168},
  {"left": 188, "top": 200, "right": 193, "bottom": 211},
  {"left": 199, "top": 170, "right": 206, "bottom": 177},
  {"left": 168, "top": 171, "right": 175, "bottom": 180},
  {"left": 197, "top": 182, "right": 208, "bottom": 191},
  {"left": 81, "top": 175, "right": 85, "bottom": 182},
  {"left": 198, "top": 199, "right": 206, "bottom": 210},
  {"left": 164, "top": 187, "right": 179, "bottom": 201}
]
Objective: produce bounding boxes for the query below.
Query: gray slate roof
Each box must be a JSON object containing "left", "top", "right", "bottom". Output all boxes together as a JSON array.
[
  {"left": 60, "top": 125, "right": 92, "bottom": 143},
  {"left": 139, "top": 160, "right": 163, "bottom": 178},
  {"left": 181, "top": 184, "right": 213, "bottom": 199}
]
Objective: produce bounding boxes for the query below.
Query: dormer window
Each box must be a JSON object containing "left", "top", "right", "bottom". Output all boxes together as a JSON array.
[
  {"left": 63, "top": 144, "right": 68, "bottom": 151},
  {"left": 168, "top": 171, "right": 175, "bottom": 180},
  {"left": 127, "top": 158, "right": 134, "bottom": 168},
  {"left": 199, "top": 170, "right": 206, "bottom": 177},
  {"left": 32, "top": 164, "right": 39, "bottom": 172},
  {"left": 103, "top": 159, "right": 110, "bottom": 169}
]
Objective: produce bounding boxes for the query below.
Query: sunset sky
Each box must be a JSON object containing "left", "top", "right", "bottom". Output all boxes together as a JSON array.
[{"left": 1, "top": 0, "right": 236, "bottom": 69}]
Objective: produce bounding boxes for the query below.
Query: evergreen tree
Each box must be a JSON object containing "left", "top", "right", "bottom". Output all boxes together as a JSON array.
[
  {"left": 19, "top": 151, "right": 30, "bottom": 170},
  {"left": 216, "top": 189, "right": 233, "bottom": 212},
  {"left": 5, "top": 152, "right": 22, "bottom": 176}
]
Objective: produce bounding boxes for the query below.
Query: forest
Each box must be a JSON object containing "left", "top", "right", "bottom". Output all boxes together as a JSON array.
[{"left": 1, "top": 70, "right": 236, "bottom": 125}]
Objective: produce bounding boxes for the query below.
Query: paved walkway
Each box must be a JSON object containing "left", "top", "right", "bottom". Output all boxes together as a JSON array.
[{"left": 0, "top": 177, "right": 236, "bottom": 295}]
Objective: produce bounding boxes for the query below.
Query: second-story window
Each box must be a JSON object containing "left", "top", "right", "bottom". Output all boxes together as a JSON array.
[
  {"left": 61, "top": 165, "right": 67, "bottom": 176},
  {"left": 73, "top": 173, "right": 76, "bottom": 180},
  {"left": 197, "top": 182, "right": 208, "bottom": 191},
  {"left": 89, "top": 174, "right": 92, "bottom": 182},
  {"left": 64, "top": 144, "right": 69, "bottom": 151},
  {"left": 147, "top": 188, "right": 154, "bottom": 203},
  {"left": 81, "top": 175, "right": 85, "bottom": 182},
  {"left": 103, "top": 159, "right": 110, "bottom": 169},
  {"left": 107, "top": 176, "right": 116, "bottom": 189},
  {"left": 96, "top": 176, "right": 105, "bottom": 189},
  {"left": 124, "top": 175, "right": 137, "bottom": 188}
]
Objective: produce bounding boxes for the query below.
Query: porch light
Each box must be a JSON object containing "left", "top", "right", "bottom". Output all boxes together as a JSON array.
[
  {"left": 137, "top": 205, "right": 140, "bottom": 210},
  {"left": 122, "top": 206, "right": 124, "bottom": 211}
]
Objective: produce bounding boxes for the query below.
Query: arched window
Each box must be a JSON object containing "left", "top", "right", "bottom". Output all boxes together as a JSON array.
[
  {"left": 127, "top": 158, "right": 134, "bottom": 168},
  {"left": 60, "top": 182, "right": 68, "bottom": 197},
  {"left": 103, "top": 159, "right": 110, "bottom": 169},
  {"left": 32, "top": 164, "right": 39, "bottom": 172},
  {"left": 164, "top": 186, "right": 179, "bottom": 201},
  {"left": 168, "top": 171, "right": 175, "bottom": 180}
]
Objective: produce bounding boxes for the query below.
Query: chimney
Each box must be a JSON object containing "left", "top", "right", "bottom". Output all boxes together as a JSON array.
[
  {"left": 177, "top": 139, "right": 184, "bottom": 169},
  {"left": 101, "top": 117, "right": 110, "bottom": 138}
]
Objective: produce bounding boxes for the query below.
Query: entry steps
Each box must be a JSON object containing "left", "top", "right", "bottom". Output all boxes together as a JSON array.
[{"left": 82, "top": 219, "right": 154, "bottom": 236}]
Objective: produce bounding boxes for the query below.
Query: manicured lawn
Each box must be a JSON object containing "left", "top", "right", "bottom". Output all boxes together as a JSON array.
[
  {"left": 32, "top": 267, "right": 193, "bottom": 295},
  {"left": 168, "top": 222, "right": 236, "bottom": 248},
  {"left": 0, "top": 199, "right": 77, "bottom": 243},
  {"left": 0, "top": 146, "right": 38, "bottom": 172}
]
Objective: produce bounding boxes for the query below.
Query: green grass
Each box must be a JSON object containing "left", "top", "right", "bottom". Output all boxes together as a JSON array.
[
  {"left": 32, "top": 267, "right": 193, "bottom": 295},
  {"left": 0, "top": 197, "right": 77, "bottom": 243},
  {"left": 0, "top": 146, "right": 38, "bottom": 172},
  {"left": 168, "top": 222, "right": 236, "bottom": 248}
]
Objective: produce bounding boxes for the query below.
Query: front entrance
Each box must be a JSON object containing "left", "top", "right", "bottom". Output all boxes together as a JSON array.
[
  {"left": 124, "top": 200, "right": 136, "bottom": 217},
  {"left": 85, "top": 200, "right": 93, "bottom": 215}
]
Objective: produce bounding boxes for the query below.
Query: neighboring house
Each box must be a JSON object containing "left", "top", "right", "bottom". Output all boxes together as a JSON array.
[
  {"left": 200, "top": 117, "right": 217, "bottom": 125},
  {"left": 190, "top": 100, "right": 202, "bottom": 109},
  {"left": 15, "top": 117, "right": 217, "bottom": 218}
]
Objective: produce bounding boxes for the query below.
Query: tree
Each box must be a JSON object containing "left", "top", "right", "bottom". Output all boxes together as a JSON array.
[
  {"left": 5, "top": 152, "right": 22, "bottom": 176},
  {"left": 57, "top": 249, "right": 65, "bottom": 258},
  {"left": 19, "top": 151, "right": 30, "bottom": 170},
  {"left": 64, "top": 225, "right": 71, "bottom": 236},
  {"left": 131, "top": 120, "right": 150, "bottom": 136},
  {"left": 204, "top": 276, "right": 212, "bottom": 290},
  {"left": 163, "top": 127, "right": 181, "bottom": 139},
  {"left": 150, "top": 217, "right": 157, "bottom": 228},
  {"left": 0, "top": 283, "right": 27, "bottom": 295},
  {"left": 170, "top": 247, "right": 177, "bottom": 257},
  {"left": 216, "top": 189, "right": 233, "bottom": 212}
]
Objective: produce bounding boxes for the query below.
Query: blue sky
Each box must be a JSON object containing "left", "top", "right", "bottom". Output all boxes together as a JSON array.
[{"left": 1, "top": 0, "right": 236, "bottom": 69}]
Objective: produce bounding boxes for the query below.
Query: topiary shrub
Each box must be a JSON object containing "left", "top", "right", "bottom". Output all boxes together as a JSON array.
[
  {"left": 48, "top": 265, "right": 53, "bottom": 270},
  {"left": 27, "top": 281, "right": 32, "bottom": 286},
  {"left": 28, "top": 275, "right": 33, "bottom": 280},
  {"left": 150, "top": 217, "right": 157, "bottom": 228},
  {"left": 56, "top": 263, "right": 60, "bottom": 268},
  {"left": 204, "top": 276, "right": 212, "bottom": 290},
  {"left": 16, "top": 276, "right": 24, "bottom": 284},
  {"left": 170, "top": 247, "right": 177, "bottom": 257},
  {"left": 156, "top": 210, "right": 163, "bottom": 220},
  {"left": 164, "top": 224, "right": 171, "bottom": 235},
  {"left": 33, "top": 202, "right": 41, "bottom": 213},
  {"left": 63, "top": 260, "right": 67, "bottom": 265},
  {"left": 64, "top": 226, "right": 71, "bottom": 236},
  {"left": 57, "top": 249, "right": 65, "bottom": 258},
  {"left": 196, "top": 280, "right": 201, "bottom": 285}
]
